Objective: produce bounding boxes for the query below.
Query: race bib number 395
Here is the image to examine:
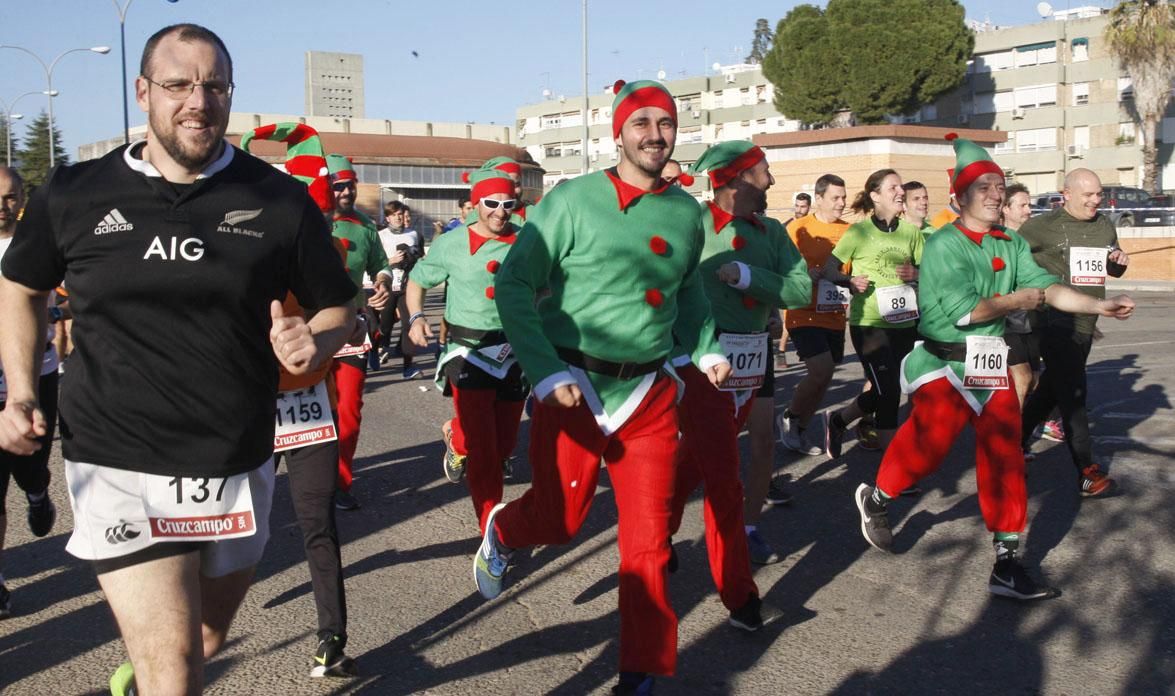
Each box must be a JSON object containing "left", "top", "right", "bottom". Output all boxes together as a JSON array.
[
  {"left": 816, "top": 279, "right": 852, "bottom": 313},
  {"left": 140, "top": 471, "right": 255, "bottom": 541}
]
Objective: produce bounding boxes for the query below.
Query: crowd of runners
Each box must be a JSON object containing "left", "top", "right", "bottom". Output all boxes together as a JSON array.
[{"left": 0, "top": 22, "right": 1138, "bottom": 696}]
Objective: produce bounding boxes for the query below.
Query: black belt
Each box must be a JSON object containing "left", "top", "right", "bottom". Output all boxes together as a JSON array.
[
  {"left": 921, "top": 338, "right": 967, "bottom": 362},
  {"left": 556, "top": 347, "right": 665, "bottom": 380},
  {"left": 448, "top": 323, "right": 508, "bottom": 349}
]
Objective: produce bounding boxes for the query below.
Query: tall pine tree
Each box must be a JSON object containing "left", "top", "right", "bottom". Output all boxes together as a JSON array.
[{"left": 18, "top": 111, "right": 68, "bottom": 187}]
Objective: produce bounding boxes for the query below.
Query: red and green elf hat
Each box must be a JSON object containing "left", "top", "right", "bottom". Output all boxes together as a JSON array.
[
  {"left": 326, "top": 153, "right": 357, "bottom": 184},
  {"left": 466, "top": 169, "right": 516, "bottom": 205},
  {"left": 240, "top": 122, "right": 332, "bottom": 212},
  {"left": 611, "top": 79, "right": 676, "bottom": 138},
  {"left": 478, "top": 156, "right": 522, "bottom": 177},
  {"left": 689, "top": 140, "right": 766, "bottom": 189},
  {"left": 946, "top": 133, "right": 1003, "bottom": 196}
]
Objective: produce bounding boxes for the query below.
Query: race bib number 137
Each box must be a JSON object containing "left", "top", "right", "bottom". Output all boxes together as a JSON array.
[{"left": 140, "top": 471, "right": 256, "bottom": 541}]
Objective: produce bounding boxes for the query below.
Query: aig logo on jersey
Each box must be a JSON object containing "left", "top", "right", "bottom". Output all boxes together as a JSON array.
[
  {"left": 94, "top": 208, "right": 135, "bottom": 234},
  {"left": 144, "top": 236, "right": 205, "bottom": 262}
]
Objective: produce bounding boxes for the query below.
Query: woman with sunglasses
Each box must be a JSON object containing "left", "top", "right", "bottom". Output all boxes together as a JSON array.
[
  {"left": 821, "top": 168, "right": 925, "bottom": 456},
  {"left": 403, "top": 169, "right": 529, "bottom": 534}
]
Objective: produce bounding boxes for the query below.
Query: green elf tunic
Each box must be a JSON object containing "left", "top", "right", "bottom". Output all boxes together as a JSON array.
[
  {"left": 331, "top": 208, "right": 388, "bottom": 310},
  {"left": 672, "top": 202, "right": 811, "bottom": 403},
  {"left": 495, "top": 169, "right": 724, "bottom": 435},
  {"left": 903, "top": 221, "right": 1059, "bottom": 414},
  {"left": 832, "top": 217, "right": 925, "bottom": 329},
  {"left": 409, "top": 222, "right": 521, "bottom": 389}
]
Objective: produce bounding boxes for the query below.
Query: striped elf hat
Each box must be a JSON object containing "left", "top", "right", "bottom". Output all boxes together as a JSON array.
[
  {"left": 478, "top": 156, "right": 522, "bottom": 177},
  {"left": 240, "top": 122, "right": 332, "bottom": 212},
  {"left": 689, "top": 140, "right": 765, "bottom": 189},
  {"left": 611, "top": 79, "right": 676, "bottom": 138},
  {"left": 946, "top": 133, "right": 1003, "bottom": 196},
  {"left": 464, "top": 169, "right": 516, "bottom": 204}
]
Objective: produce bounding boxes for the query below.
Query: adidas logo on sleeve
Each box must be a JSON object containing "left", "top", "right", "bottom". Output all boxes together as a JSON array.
[{"left": 94, "top": 209, "right": 134, "bottom": 235}]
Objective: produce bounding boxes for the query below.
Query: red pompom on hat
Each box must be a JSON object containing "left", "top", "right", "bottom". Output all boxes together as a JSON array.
[
  {"left": 486, "top": 259, "right": 501, "bottom": 273},
  {"left": 461, "top": 171, "right": 472, "bottom": 184},
  {"left": 649, "top": 236, "right": 668, "bottom": 255},
  {"left": 645, "top": 288, "right": 664, "bottom": 307},
  {"left": 992, "top": 257, "right": 1006, "bottom": 272}
]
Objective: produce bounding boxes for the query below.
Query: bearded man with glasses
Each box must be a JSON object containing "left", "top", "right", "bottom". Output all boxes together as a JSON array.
[{"left": 0, "top": 23, "right": 357, "bottom": 695}]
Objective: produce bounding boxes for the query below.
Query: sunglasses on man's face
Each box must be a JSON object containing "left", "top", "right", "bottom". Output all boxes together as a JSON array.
[
  {"left": 480, "top": 198, "right": 517, "bottom": 211},
  {"left": 332, "top": 182, "right": 356, "bottom": 192}
]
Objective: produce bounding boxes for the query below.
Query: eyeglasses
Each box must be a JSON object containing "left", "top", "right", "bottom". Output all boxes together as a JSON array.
[
  {"left": 144, "top": 77, "right": 234, "bottom": 100},
  {"left": 332, "top": 181, "right": 356, "bottom": 192},
  {"left": 480, "top": 198, "right": 517, "bottom": 211}
]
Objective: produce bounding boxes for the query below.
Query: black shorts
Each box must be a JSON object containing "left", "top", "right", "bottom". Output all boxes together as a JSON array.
[
  {"left": 443, "top": 355, "right": 529, "bottom": 401},
  {"left": 1005, "top": 330, "right": 1040, "bottom": 368},
  {"left": 789, "top": 326, "right": 845, "bottom": 363}
]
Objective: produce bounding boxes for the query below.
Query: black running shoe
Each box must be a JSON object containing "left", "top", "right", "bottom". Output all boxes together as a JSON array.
[
  {"left": 854, "top": 483, "right": 893, "bottom": 552},
  {"left": 988, "top": 557, "right": 1060, "bottom": 601},
  {"left": 825, "top": 411, "right": 847, "bottom": 458},
  {"left": 0, "top": 583, "right": 11, "bottom": 619},
  {"left": 27, "top": 493, "right": 56, "bottom": 538},
  {"left": 613, "top": 672, "right": 655, "bottom": 695},
  {"left": 334, "top": 490, "right": 361, "bottom": 511},
  {"left": 728, "top": 594, "right": 764, "bottom": 632},
  {"left": 765, "top": 476, "right": 793, "bottom": 506},
  {"left": 311, "top": 634, "right": 358, "bottom": 678}
]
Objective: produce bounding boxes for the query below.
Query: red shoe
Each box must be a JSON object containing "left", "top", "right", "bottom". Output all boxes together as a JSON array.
[{"left": 1080, "top": 464, "right": 1114, "bottom": 498}]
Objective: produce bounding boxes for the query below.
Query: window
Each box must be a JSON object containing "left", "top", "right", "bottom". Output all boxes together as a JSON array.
[
  {"left": 973, "top": 49, "right": 1013, "bottom": 73},
  {"left": 1016, "top": 128, "right": 1057, "bottom": 153},
  {"left": 921, "top": 103, "right": 937, "bottom": 120},
  {"left": 995, "top": 91, "right": 1015, "bottom": 112},
  {"left": 679, "top": 126, "right": 704, "bottom": 144},
  {"left": 1015, "top": 42, "right": 1057, "bottom": 68},
  {"left": 995, "top": 133, "right": 1016, "bottom": 154},
  {"left": 755, "top": 85, "right": 768, "bottom": 103},
  {"left": 1073, "top": 82, "right": 1090, "bottom": 106},
  {"left": 1014, "top": 84, "right": 1057, "bottom": 109},
  {"left": 678, "top": 93, "right": 701, "bottom": 112},
  {"left": 540, "top": 113, "right": 562, "bottom": 129},
  {"left": 1073, "top": 126, "right": 1090, "bottom": 150},
  {"left": 561, "top": 111, "right": 583, "bottom": 128},
  {"left": 1072, "top": 38, "right": 1089, "bottom": 62},
  {"left": 1118, "top": 122, "right": 1136, "bottom": 144},
  {"left": 1118, "top": 77, "right": 1134, "bottom": 101}
]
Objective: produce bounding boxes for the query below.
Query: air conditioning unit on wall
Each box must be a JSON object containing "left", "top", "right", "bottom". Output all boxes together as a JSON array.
[
  {"left": 1066, "top": 144, "right": 1085, "bottom": 157},
  {"left": 1012, "top": 107, "right": 1027, "bottom": 119}
]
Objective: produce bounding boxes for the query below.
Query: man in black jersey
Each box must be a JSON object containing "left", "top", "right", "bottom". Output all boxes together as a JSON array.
[{"left": 0, "top": 24, "right": 355, "bottom": 695}]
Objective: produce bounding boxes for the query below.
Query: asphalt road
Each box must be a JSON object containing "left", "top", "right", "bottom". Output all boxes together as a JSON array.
[{"left": 3, "top": 291, "right": 1175, "bottom": 695}]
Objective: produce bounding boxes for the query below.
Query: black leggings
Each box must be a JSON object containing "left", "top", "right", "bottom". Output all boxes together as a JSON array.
[
  {"left": 278, "top": 438, "right": 347, "bottom": 640},
  {"left": 379, "top": 293, "right": 413, "bottom": 368},
  {"left": 1021, "top": 328, "right": 1094, "bottom": 470},
  {"left": 848, "top": 325, "right": 917, "bottom": 429},
  {"left": 0, "top": 370, "right": 58, "bottom": 514}
]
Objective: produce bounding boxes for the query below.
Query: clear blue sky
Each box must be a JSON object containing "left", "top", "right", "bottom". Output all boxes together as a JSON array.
[{"left": 0, "top": 0, "right": 1111, "bottom": 159}]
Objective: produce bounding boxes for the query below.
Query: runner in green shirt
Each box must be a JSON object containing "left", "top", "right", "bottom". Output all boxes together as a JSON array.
[{"left": 821, "top": 169, "right": 924, "bottom": 455}]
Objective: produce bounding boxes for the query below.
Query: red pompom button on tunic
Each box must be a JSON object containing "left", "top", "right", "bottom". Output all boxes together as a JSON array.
[{"left": 645, "top": 288, "right": 663, "bottom": 307}]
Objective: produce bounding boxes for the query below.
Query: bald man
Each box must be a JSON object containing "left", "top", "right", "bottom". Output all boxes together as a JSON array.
[{"left": 1017, "top": 169, "right": 1129, "bottom": 497}]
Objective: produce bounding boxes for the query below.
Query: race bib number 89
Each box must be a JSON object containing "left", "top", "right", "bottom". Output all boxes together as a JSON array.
[
  {"left": 140, "top": 471, "right": 255, "bottom": 541},
  {"left": 875, "top": 283, "right": 919, "bottom": 323}
]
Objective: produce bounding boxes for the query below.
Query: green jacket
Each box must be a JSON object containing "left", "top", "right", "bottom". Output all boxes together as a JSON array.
[
  {"left": 410, "top": 223, "right": 517, "bottom": 331},
  {"left": 332, "top": 209, "right": 388, "bottom": 310},
  {"left": 494, "top": 170, "right": 723, "bottom": 426}
]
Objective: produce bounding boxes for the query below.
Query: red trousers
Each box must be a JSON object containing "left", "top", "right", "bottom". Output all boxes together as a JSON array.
[
  {"left": 495, "top": 375, "right": 680, "bottom": 676},
  {"left": 876, "top": 376, "right": 1026, "bottom": 533},
  {"left": 669, "top": 365, "right": 759, "bottom": 612},
  {"left": 450, "top": 384, "right": 526, "bottom": 534},
  {"left": 331, "top": 359, "right": 365, "bottom": 492}
]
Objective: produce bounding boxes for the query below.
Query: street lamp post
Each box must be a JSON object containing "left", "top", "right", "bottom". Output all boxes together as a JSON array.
[
  {"left": 113, "top": 1, "right": 179, "bottom": 145},
  {"left": 1, "top": 91, "right": 56, "bottom": 167},
  {"left": 0, "top": 44, "right": 110, "bottom": 168}
]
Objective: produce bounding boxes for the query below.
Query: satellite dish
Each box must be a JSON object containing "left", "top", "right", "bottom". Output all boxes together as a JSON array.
[
  {"left": 657, "top": 69, "right": 666, "bottom": 80},
  {"left": 1037, "top": 1, "right": 1053, "bottom": 18},
  {"left": 542, "top": 88, "right": 552, "bottom": 98},
  {"left": 712, "top": 62, "right": 722, "bottom": 72}
]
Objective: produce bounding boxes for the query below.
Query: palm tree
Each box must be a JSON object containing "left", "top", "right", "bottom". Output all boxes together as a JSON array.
[{"left": 1105, "top": 0, "right": 1175, "bottom": 193}]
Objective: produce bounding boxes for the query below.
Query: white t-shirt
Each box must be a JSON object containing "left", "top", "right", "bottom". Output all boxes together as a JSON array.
[
  {"left": 0, "top": 236, "right": 59, "bottom": 400},
  {"left": 373, "top": 227, "right": 422, "bottom": 290}
]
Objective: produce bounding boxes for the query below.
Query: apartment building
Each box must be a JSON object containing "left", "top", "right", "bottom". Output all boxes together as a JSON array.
[
  {"left": 518, "top": 6, "right": 1173, "bottom": 196},
  {"left": 515, "top": 64, "right": 803, "bottom": 191},
  {"left": 305, "top": 51, "right": 365, "bottom": 119}
]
